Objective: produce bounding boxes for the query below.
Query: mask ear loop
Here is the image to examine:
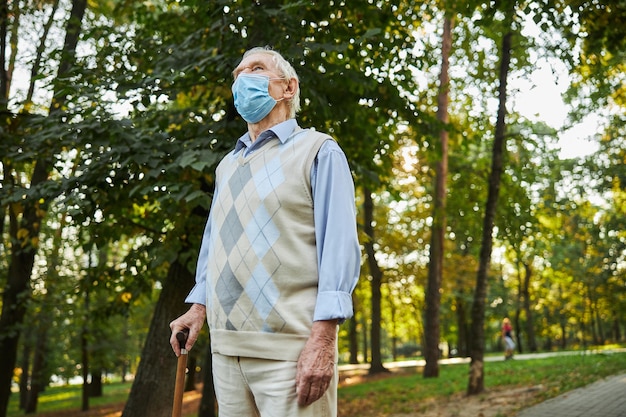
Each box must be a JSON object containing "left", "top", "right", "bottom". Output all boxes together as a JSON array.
[
  {"left": 270, "top": 76, "right": 293, "bottom": 103},
  {"left": 268, "top": 77, "right": 290, "bottom": 103}
]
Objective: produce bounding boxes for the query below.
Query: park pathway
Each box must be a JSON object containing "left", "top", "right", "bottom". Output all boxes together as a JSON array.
[{"left": 515, "top": 371, "right": 626, "bottom": 417}]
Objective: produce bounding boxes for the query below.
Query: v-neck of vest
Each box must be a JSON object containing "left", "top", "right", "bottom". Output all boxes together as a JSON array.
[{"left": 236, "top": 127, "right": 308, "bottom": 167}]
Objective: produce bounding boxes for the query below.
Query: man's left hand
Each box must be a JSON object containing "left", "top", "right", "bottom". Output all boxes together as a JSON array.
[{"left": 295, "top": 320, "right": 338, "bottom": 406}]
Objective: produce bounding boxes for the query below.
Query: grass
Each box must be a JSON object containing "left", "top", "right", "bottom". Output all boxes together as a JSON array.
[
  {"left": 7, "top": 349, "right": 626, "bottom": 416},
  {"left": 337, "top": 350, "right": 626, "bottom": 416},
  {"left": 7, "top": 382, "right": 131, "bottom": 416}
]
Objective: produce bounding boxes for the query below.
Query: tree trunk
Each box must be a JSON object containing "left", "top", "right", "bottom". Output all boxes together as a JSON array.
[
  {"left": 81, "top": 276, "right": 90, "bottom": 412},
  {"left": 596, "top": 310, "right": 605, "bottom": 344},
  {"left": 348, "top": 294, "right": 359, "bottom": 364},
  {"left": 513, "top": 311, "right": 523, "bottom": 353},
  {"left": 363, "top": 188, "right": 388, "bottom": 374},
  {"left": 197, "top": 342, "right": 216, "bottom": 417},
  {"left": 467, "top": 27, "right": 512, "bottom": 396},
  {"left": 26, "top": 210, "right": 69, "bottom": 413},
  {"left": 612, "top": 310, "right": 621, "bottom": 342},
  {"left": 121, "top": 259, "right": 195, "bottom": 417},
  {"left": 361, "top": 315, "right": 369, "bottom": 363},
  {"left": 454, "top": 293, "right": 469, "bottom": 357},
  {"left": 26, "top": 0, "right": 60, "bottom": 104},
  {"left": 560, "top": 316, "right": 567, "bottom": 350},
  {"left": 522, "top": 263, "right": 537, "bottom": 352},
  {"left": 90, "top": 370, "right": 103, "bottom": 398},
  {"left": 580, "top": 319, "right": 588, "bottom": 349},
  {"left": 390, "top": 301, "right": 398, "bottom": 361},
  {"left": 513, "top": 269, "right": 523, "bottom": 353},
  {"left": 18, "top": 335, "right": 31, "bottom": 410},
  {"left": 24, "top": 323, "right": 49, "bottom": 413},
  {"left": 0, "top": 159, "right": 48, "bottom": 417},
  {"left": 4, "top": 0, "right": 21, "bottom": 102},
  {"left": 0, "top": 0, "right": 7, "bottom": 106},
  {"left": 424, "top": 14, "right": 453, "bottom": 379}
]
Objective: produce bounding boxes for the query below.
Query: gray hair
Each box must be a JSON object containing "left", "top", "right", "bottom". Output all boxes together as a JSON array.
[{"left": 239, "top": 46, "right": 301, "bottom": 118}]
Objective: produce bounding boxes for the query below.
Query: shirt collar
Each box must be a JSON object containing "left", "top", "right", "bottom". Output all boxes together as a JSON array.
[{"left": 234, "top": 119, "right": 298, "bottom": 153}]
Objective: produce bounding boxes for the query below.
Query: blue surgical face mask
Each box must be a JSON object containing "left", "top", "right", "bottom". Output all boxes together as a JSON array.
[{"left": 232, "top": 74, "right": 283, "bottom": 123}]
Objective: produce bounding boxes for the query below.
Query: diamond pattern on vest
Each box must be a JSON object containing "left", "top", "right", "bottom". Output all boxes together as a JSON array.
[
  {"left": 214, "top": 144, "right": 289, "bottom": 333},
  {"left": 215, "top": 262, "right": 242, "bottom": 316}
]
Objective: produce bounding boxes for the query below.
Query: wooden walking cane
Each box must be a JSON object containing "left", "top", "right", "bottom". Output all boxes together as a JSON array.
[{"left": 172, "top": 330, "right": 189, "bottom": 417}]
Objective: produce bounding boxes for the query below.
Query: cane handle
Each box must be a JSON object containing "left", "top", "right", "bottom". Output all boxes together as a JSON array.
[{"left": 176, "top": 330, "right": 189, "bottom": 355}]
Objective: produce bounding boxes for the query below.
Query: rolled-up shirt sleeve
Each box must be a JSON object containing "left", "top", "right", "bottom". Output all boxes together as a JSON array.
[{"left": 312, "top": 140, "right": 361, "bottom": 322}]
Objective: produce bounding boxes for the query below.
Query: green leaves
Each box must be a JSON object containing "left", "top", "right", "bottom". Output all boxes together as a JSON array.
[{"left": 176, "top": 148, "right": 220, "bottom": 172}]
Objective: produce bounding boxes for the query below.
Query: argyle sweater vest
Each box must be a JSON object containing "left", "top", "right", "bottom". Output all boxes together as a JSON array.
[{"left": 207, "top": 128, "right": 331, "bottom": 361}]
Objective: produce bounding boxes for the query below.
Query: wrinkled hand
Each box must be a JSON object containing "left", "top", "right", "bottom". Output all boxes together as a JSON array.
[
  {"left": 296, "top": 320, "right": 338, "bottom": 406},
  {"left": 169, "top": 303, "right": 206, "bottom": 356}
]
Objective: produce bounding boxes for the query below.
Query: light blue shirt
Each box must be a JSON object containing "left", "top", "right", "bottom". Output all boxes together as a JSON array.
[{"left": 186, "top": 119, "right": 361, "bottom": 322}]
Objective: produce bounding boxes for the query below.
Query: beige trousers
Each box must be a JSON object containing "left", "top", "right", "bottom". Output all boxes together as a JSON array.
[{"left": 212, "top": 353, "right": 338, "bottom": 417}]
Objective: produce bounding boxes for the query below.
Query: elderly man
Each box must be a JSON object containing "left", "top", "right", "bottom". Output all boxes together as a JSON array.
[{"left": 169, "top": 46, "right": 360, "bottom": 417}]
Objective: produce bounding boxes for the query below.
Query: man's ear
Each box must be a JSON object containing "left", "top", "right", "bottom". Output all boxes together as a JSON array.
[{"left": 284, "top": 78, "right": 298, "bottom": 99}]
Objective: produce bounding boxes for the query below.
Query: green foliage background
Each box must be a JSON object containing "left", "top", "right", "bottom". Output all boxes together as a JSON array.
[{"left": 0, "top": 0, "right": 625, "bottom": 415}]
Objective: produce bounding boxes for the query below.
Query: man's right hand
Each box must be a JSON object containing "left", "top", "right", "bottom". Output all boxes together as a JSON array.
[{"left": 169, "top": 303, "right": 206, "bottom": 356}]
